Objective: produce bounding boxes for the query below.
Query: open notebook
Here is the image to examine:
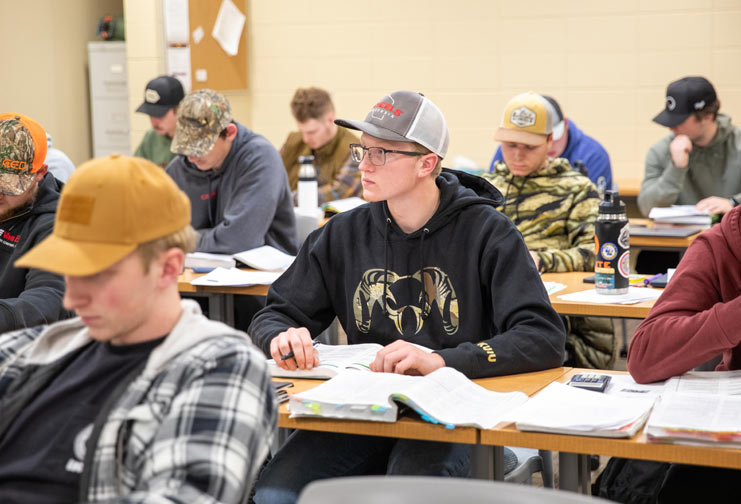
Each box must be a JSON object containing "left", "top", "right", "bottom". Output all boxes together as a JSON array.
[
  {"left": 288, "top": 366, "right": 528, "bottom": 429},
  {"left": 268, "top": 343, "right": 432, "bottom": 379}
]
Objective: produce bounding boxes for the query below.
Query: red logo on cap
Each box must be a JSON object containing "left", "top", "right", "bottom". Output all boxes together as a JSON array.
[{"left": 374, "top": 102, "right": 404, "bottom": 117}]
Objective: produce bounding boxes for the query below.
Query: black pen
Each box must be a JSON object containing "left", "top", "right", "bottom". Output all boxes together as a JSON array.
[{"left": 280, "top": 340, "right": 320, "bottom": 361}]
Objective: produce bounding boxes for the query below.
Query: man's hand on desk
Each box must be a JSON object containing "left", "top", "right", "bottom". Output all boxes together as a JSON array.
[
  {"left": 270, "top": 327, "right": 319, "bottom": 371},
  {"left": 370, "top": 340, "right": 445, "bottom": 376},
  {"left": 695, "top": 196, "right": 733, "bottom": 215}
]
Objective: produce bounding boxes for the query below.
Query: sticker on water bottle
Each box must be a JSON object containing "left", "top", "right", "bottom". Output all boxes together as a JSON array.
[
  {"left": 618, "top": 251, "right": 630, "bottom": 278},
  {"left": 600, "top": 242, "right": 618, "bottom": 261},
  {"left": 618, "top": 224, "right": 630, "bottom": 249}
]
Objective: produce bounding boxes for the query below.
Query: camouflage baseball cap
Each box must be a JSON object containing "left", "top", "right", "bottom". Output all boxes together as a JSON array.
[
  {"left": 170, "top": 89, "right": 232, "bottom": 157},
  {"left": 0, "top": 113, "right": 47, "bottom": 196}
]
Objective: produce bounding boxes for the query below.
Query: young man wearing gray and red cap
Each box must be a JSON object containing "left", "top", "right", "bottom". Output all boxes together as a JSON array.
[
  {"left": 134, "top": 75, "right": 185, "bottom": 168},
  {"left": 249, "top": 90, "right": 565, "bottom": 503},
  {"left": 0, "top": 154, "right": 275, "bottom": 502},
  {"left": 0, "top": 113, "right": 68, "bottom": 332},
  {"left": 638, "top": 76, "right": 741, "bottom": 217}
]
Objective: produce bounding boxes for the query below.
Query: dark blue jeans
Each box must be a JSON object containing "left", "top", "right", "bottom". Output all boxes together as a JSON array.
[{"left": 254, "top": 430, "right": 473, "bottom": 504}]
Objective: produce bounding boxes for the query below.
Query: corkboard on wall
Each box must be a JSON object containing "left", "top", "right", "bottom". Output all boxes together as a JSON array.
[{"left": 188, "top": 0, "right": 247, "bottom": 91}]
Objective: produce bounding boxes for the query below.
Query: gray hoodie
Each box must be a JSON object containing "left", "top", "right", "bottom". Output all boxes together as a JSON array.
[
  {"left": 166, "top": 122, "right": 298, "bottom": 254},
  {"left": 638, "top": 114, "right": 741, "bottom": 216}
]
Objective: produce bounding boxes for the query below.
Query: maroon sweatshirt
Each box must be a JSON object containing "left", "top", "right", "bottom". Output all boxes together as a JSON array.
[{"left": 628, "top": 206, "right": 741, "bottom": 384}]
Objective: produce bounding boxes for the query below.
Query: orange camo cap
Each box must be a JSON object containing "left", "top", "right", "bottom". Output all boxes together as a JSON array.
[{"left": 0, "top": 113, "right": 48, "bottom": 173}]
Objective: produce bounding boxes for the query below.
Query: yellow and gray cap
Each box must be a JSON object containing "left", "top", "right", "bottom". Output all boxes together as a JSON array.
[{"left": 494, "top": 92, "right": 556, "bottom": 146}]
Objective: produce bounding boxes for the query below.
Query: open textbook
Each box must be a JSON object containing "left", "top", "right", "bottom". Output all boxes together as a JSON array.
[
  {"left": 505, "top": 382, "right": 655, "bottom": 438},
  {"left": 185, "top": 245, "right": 296, "bottom": 271},
  {"left": 288, "top": 366, "right": 529, "bottom": 429},
  {"left": 268, "top": 343, "right": 432, "bottom": 379},
  {"left": 646, "top": 370, "right": 741, "bottom": 447},
  {"left": 322, "top": 196, "right": 366, "bottom": 214}
]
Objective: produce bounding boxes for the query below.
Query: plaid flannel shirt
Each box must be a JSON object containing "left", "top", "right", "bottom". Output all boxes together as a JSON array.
[{"left": 0, "top": 300, "right": 276, "bottom": 503}]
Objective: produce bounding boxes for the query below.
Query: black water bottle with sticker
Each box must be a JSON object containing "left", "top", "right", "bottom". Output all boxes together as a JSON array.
[{"left": 595, "top": 191, "right": 629, "bottom": 295}]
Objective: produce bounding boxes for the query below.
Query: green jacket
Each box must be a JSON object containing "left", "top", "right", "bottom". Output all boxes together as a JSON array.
[
  {"left": 134, "top": 129, "right": 176, "bottom": 169},
  {"left": 638, "top": 114, "right": 741, "bottom": 216},
  {"left": 481, "top": 158, "right": 616, "bottom": 369}
]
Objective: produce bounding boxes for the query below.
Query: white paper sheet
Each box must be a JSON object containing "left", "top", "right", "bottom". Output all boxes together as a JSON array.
[
  {"left": 557, "top": 287, "right": 662, "bottom": 305},
  {"left": 666, "top": 370, "right": 741, "bottom": 396},
  {"left": 212, "top": 0, "right": 246, "bottom": 56},
  {"left": 192, "top": 26, "right": 204, "bottom": 44},
  {"left": 542, "top": 281, "right": 567, "bottom": 295},
  {"left": 166, "top": 47, "right": 192, "bottom": 93},
  {"left": 506, "top": 382, "right": 654, "bottom": 433},
  {"left": 190, "top": 267, "right": 281, "bottom": 286},
  {"left": 163, "top": 0, "right": 190, "bottom": 44}
]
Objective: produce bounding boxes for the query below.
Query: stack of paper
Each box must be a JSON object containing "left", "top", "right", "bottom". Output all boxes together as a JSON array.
[
  {"left": 557, "top": 287, "right": 662, "bottom": 305},
  {"left": 506, "top": 382, "right": 655, "bottom": 438},
  {"left": 648, "top": 205, "right": 712, "bottom": 226},
  {"left": 289, "top": 367, "right": 528, "bottom": 429},
  {"left": 190, "top": 267, "right": 282, "bottom": 287}
]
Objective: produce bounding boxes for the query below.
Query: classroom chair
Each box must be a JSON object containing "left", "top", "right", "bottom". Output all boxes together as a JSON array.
[
  {"left": 505, "top": 447, "right": 554, "bottom": 487},
  {"left": 296, "top": 475, "right": 618, "bottom": 503}
]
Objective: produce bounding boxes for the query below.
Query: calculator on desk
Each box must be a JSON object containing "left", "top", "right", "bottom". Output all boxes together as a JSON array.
[{"left": 567, "top": 373, "right": 611, "bottom": 393}]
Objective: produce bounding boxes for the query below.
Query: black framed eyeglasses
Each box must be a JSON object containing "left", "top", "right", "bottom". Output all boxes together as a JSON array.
[{"left": 349, "top": 143, "right": 424, "bottom": 166}]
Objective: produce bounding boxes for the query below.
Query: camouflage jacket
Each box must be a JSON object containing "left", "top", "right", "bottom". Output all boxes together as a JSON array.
[
  {"left": 481, "top": 158, "right": 599, "bottom": 273},
  {"left": 482, "top": 159, "right": 615, "bottom": 369}
]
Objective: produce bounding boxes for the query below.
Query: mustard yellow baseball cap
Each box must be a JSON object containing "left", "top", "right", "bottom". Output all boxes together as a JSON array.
[
  {"left": 494, "top": 92, "right": 555, "bottom": 146},
  {"left": 16, "top": 154, "right": 191, "bottom": 276}
]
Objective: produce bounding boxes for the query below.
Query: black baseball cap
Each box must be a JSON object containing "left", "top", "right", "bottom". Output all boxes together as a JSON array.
[
  {"left": 653, "top": 76, "right": 717, "bottom": 128},
  {"left": 136, "top": 76, "right": 185, "bottom": 117}
]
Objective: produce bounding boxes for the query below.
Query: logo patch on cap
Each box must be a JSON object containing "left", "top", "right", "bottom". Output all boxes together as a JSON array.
[
  {"left": 694, "top": 100, "right": 705, "bottom": 110},
  {"left": 666, "top": 96, "right": 676, "bottom": 111},
  {"left": 510, "top": 107, "right": 536, "bottom": 128},
  {"left": 145, "top": 89, "right": 161, "bottom": 104},
  {"left": 58, "top": 194, "right": 95, "bottom": 226}
]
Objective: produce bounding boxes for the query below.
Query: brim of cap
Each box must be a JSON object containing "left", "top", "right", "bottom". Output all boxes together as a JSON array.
[
  {"left": 136, "top": 102, "right": 171, "bottom": 118},
  {"left": 0, "top": 171, "right": 34, "bottom": 196},
  {"left": 653, "top": 109, "right": 689, "bottom": 128},
  {"left": 494, "top": 128, "right": 547, "bottom": 146},
  {"left": 334, "top": 118, "right": 410, "bottom": 144},
  {"left": 170, "top": 125, "right": 218, "bottom": 157},
  {"left": 14, "top": 232, "right": 137, "bottom": 276}
]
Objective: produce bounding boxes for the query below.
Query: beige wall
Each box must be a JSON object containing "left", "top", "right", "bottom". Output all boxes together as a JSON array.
[
  {"left": 125, "top": 0, "right": 741, "bottom": 183},
  {"left": 0, "top": 0, "right": 124, "bottom": 166}
]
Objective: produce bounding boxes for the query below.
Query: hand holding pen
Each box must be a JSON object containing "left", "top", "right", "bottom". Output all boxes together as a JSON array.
[{"left": 270, "top": 327, "right": 320, "bottom": 371}]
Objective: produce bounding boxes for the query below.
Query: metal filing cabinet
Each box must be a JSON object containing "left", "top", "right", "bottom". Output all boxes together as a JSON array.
[{"left": 88, "top": 41, "right": 131, "bottom": 157}]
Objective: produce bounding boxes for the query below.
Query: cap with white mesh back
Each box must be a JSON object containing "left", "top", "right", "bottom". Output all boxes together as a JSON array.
[{"left": 334, "top": 90, "right": 449, "bottom": 158}]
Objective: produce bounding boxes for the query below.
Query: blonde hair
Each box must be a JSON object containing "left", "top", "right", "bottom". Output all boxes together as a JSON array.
[{"left": 135, "top": 226, "right": 197, "bottom": 272}]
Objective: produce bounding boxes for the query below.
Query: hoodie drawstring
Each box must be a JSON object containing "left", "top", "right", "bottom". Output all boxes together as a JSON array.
[
  {"left": 383, "top": 216, "right": 391, "bottom": 314},
  {"left": 420, "top": 228, "right": 430, "bottom": 320}
]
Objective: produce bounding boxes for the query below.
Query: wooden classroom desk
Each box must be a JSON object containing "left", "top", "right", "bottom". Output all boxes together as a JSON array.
[
  {"left": 480, "top": 369, "right": 741, "bottom": 493},
  {"left": 277, "top": 367, "right": 571, "bottom": 480},
  {"left": 178, "top": 268, "right": 271, "bottom": 325},
  {"left": 542, "top": 271, "right": 660, "bottom": 319},
  {"left": 277, "top": 367, "right": 570, "bottom": 443}
]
